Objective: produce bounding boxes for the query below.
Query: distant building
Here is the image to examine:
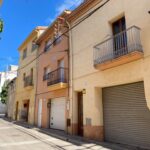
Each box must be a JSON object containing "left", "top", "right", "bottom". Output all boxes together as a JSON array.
[
  {"left": 0, "top": 65, "right": 18, "bottom": 114},
  {"left": 7, "top": 78, "right": 16, "bottom": 119}
]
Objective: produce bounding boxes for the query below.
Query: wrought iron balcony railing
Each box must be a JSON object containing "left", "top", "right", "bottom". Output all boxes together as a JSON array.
[
  {"left": 46, "top": 67, "right": 68, "bottom": 86},
  {"left": 94, "top": 26, "right": 143, "bottom": 66},
  {"left": 24, "top": 76, "right": 33, "bottom": 87}
]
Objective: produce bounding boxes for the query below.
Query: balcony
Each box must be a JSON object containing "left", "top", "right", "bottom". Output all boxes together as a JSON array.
[
  {"left": 46, "top": 67, "right": 68, "bottom": 91},
  {"left": 24, "top": 76, "right": 33, "bottom": 90},
  {"left": 94, "top": 26, "right": 143, "bottom": 70}
]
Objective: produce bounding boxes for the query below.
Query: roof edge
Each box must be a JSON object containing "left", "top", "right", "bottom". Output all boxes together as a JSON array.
[{"left": 18, "top": 26, "right": 47, "bottom": 51}]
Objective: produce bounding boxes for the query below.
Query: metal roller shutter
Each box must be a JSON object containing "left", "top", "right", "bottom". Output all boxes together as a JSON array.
[{"left": 103, "top": 82, "right": 150, "bottom": 149}]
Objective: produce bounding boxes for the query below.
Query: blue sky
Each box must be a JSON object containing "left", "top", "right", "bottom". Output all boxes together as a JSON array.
[{"left": 0, "top": 0, "right": 83, "bottom": 72}]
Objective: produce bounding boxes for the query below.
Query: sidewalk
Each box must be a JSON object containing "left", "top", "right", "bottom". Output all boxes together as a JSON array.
[{"left": 5, "top": 118, "right": 141, "bottom": 150}]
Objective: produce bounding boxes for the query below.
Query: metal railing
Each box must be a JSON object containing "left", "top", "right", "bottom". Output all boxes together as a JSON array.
[
  {"left": 46, "top": 67, "right": 68, "bottom": 86},
  {"left": 94, "top": 26, "right": 143, "bottom": 65},
  {"left": 24, "top": 76, "right": 33, "bottom": 87}
]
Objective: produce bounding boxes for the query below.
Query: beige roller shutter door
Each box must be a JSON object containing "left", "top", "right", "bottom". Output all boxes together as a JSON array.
[{"left": 103, "top": 82, "right": 150, "bottom": 149}]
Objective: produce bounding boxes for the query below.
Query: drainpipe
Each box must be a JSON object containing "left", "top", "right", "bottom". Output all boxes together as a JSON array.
[
  {"left": 34, "top": 31, "right": 40, "bottom": 126},
  {"left": 65, "top": 20, "right": 74, "bottom": 135}
]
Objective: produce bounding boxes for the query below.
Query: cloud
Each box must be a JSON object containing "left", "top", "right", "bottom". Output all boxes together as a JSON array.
[
  {"left": 0, "top": 56, "right": 18, "bottom": 71},
  {"left": 56, "top": 0, "right": 84, "bottom": 14},
  {"left": 45, "top": 0, "right": 84, "bottom": 24}
]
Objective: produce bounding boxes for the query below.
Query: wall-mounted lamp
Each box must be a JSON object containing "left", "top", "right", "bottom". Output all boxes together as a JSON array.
[{"left": 82, "top": 89, "right": 86, "bottom": 94}]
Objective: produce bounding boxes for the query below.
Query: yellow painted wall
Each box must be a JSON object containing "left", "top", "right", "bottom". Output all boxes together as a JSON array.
[
  {"left": 13, "top": 31, "right": 43, "bottom": 125},
  {"left": 70, "top": 0, "right": 150, "bottom": 127}
]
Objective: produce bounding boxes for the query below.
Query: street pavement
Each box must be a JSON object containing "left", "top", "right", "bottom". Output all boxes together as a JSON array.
[{"left": 0, "top": 118, "right": 135, "bottom": 150}]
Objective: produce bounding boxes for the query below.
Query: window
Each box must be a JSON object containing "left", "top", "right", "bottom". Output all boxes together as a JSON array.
[
  {"left": 53, "top": 32, "right": 61, "bottom": 46},
  {"left": 112, "top": 17, "right": 127, "bottom": 57},
  {"left": 30, "top": 68, "right": 33, "bottom": 84},
  {"left": 23, "top": 73, "right": 26, "bottom": 81},
  {"left": 22, "top": 48, "right": 27, "bottom": 60},
  {"left": 31, "top": 43, "right": 38, "bottom": 52},
  {"left": 43, "top": 66, "right": 51, "bottom": 80},
  {"left": 31, "top": 68, "right": 33, "bottom": 78},
  {"left": 44, "top": 39, "right": 52, "bottom": 52}
]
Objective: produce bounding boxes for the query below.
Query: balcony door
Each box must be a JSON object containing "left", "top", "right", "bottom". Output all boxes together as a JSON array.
[
  {"left": 112, "top": 17, "right": 127, "bottom": 57},
  {"left": 58, "top": 59, "right": 65, "bottom": 82}
]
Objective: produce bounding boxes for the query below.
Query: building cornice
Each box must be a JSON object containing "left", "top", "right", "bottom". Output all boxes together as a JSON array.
[
  {"left": 67, "top": 0, "right": 102, "bottom": 23},
  {"left": 36, "top": 11, "right": 70, "bottom": 44}
]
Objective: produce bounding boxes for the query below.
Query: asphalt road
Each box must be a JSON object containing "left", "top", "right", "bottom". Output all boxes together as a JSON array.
[{"left": 0, "top": 118, "right": 133, "bottom": 150}]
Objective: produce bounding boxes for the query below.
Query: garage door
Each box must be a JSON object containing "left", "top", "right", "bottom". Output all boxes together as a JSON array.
[
  {"left": 103, "top": 82, "right": 150, "bottom": 149},
  {"left": 50, "top": 98, "right": 66, "bottom": 130}
]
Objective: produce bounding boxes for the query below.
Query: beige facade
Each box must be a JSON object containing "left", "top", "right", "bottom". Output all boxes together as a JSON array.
[
  {"left": 13, "top": 27, "right": 47, "bottom": 125},
  {"left": 68, "top": 0, "right": 150, "bottom": 143}
]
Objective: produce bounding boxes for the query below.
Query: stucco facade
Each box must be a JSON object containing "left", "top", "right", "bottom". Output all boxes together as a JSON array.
[
  {"left": 35, "top": 13, "right": 69, "bottom": 131},
  {"left": 14, "top": 27, "right": 47, "bottom": 125},
  {"left": 68, "top": 0, "right": 150, "bottom": 142}
]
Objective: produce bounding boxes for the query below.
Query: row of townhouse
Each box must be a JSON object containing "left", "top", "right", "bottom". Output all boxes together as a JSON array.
[{"left": 9, "top": 0, "right": 150, "bottom": 149}]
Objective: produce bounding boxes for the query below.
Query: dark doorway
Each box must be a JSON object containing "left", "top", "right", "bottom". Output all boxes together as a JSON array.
[
  {"left": 77, "top": 92, "right": 83, "bottom": 136},
  {"left": 15, "top": 101, "right": 19, "bottom": 120},
  {"left": 112, "top": 17, "right": 127, "bottom": 57},
  {"left": 26, "top": 100, "right": 30, "bottom": 122},
  {"left": 23, "top": 100, "right": 30, "bottom": 122}
]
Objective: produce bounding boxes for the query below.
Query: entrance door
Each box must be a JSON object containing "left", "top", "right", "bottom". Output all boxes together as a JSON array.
[
  {"left": 26, "top": 100, "right": 29, "bottom": 122},
  {"left": 58, "top": 59, "right": 65, "bottom": 82},
  {"left": 38, "top": 99, "right": 42, "bottom": 127},
  {"left": 50, "top": 98, "right": 66, "bottom": 130},
  {"left": 112, "top": 17, "right": 127, "bottom": 57},
  {"left": 78, "top": 92, "right": 83, "bottom": 136},
  {"left": 15, "top": 101, "right": 19, "bottom": 120}
]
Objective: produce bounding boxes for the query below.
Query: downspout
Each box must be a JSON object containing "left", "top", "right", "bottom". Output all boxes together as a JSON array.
[
  {"left": 34, "top": 31, "right": 39, "bottom": 126},
  {"left": 66, "top": 20, "right": 74, "bottom": 135}
]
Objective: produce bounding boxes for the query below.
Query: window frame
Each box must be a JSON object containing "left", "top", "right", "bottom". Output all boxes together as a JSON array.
[
  {"left": 22, "top": 48, "right": 27, "bottom": 60},
  {"left": 44, "top": 38, "right": 53, "bottom": 52}
]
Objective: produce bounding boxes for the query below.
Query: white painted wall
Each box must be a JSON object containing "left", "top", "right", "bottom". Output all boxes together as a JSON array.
[{"left": 0, "top": 65, "right": 18, "bottom": 114}]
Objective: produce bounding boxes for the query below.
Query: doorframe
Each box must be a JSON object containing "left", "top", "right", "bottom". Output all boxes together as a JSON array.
[
  {"left": 15, "top": 101, "right": 19, "bottom": 120},
  {"left": 77, "top": 92, "right": 84, "bottom": 136}
]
